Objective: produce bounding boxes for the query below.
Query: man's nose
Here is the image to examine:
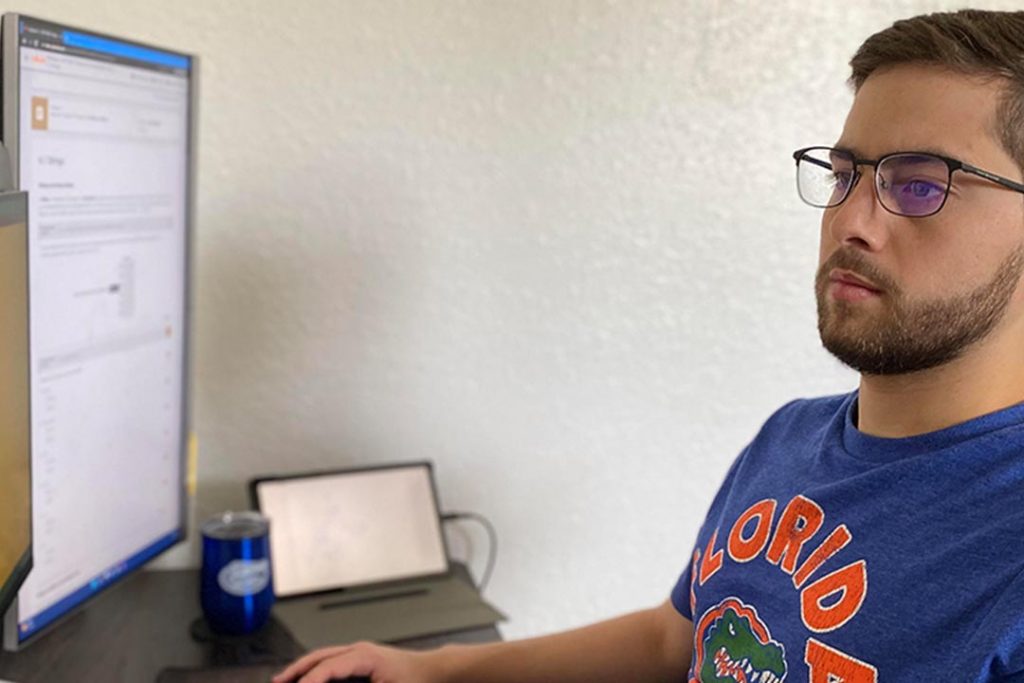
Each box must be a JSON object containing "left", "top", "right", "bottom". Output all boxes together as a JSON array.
[{"left": 823, "top": 171, "right": 891, "bottom": 252}]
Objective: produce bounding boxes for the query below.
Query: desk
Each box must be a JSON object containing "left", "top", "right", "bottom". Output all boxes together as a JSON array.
[{"left": 0, "top": 565, "right": 501, "bottom": 682}]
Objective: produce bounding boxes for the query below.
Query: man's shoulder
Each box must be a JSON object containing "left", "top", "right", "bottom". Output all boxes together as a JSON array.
[
  {"left": 716, "top": 393, "right": 854, "bottom": 478},
  {"left": 764, "top": 391, "right": 853, "bottom": 429},
  {"left": 741, "top": 391, "right": 854, "bottom": 452}
]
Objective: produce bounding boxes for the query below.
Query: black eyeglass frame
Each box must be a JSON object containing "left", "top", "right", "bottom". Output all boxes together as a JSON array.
[{"left": 792, "top": 145, "right": 1024, "bottom": 217}]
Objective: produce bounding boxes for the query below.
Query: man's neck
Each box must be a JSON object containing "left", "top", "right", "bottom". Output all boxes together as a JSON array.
[{"left": 857, "top": 339, "right": 1024, "bottom": 438}]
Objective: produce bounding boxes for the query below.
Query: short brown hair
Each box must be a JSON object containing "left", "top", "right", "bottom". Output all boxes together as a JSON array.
[{"left": 849, "top": 10, "right": 1024, "bottom": 174}]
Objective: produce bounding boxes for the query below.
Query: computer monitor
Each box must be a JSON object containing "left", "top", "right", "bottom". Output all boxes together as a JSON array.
[
  {"left": 0, "top": 14, "right": 194, "bottom": 648},
  {"left": 0, "top": 186, "right": 31, "bottom": 627}
]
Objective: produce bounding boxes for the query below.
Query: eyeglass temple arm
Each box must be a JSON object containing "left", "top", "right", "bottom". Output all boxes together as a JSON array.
[
  {"left": 960, "top": 163, "right": 1024, "bottom": 195},
  {"left": 794, "top": 153, "right": 833, "bottom": 172}
]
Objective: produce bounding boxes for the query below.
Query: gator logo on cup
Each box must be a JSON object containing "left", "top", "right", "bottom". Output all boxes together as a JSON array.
[
  {"left": 217, "top": 558, "right": 271, "bottom": 597},
  {"left": 692, "top": 597, "right": 787, "bottom": 683}
]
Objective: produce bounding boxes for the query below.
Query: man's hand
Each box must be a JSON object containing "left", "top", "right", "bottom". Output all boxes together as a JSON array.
[{"left": 271, "top": 641, "right": 444, "bottom": 683}]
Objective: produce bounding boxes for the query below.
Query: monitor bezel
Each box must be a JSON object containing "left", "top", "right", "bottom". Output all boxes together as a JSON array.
[
  {"left": 0, "top": 12, "right": 196, "bottom": 650},
  {"left": 0, "top": 551, "right": 31, "bottom": 629},
  {"left": 0, "top": 189, "right": 32, "bottom": 644}
]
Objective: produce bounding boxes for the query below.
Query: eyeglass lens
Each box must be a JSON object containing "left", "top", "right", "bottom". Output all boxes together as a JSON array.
[{"left": 796, "top": 148, "right": 951, "bottom": 217}]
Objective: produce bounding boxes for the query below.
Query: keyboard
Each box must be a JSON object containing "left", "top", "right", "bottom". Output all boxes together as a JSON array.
[{"left": 155, "top": 664, "right": 372, "bottom": 683}]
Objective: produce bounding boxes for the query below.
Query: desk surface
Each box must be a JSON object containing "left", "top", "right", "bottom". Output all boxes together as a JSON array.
[{"left": 0, "top": 566, "right": 501, "bottom": 682}]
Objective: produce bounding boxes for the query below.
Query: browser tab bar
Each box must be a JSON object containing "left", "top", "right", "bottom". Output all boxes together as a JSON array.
[{"left": 17, "top": 16, "right": 189, "bottom": 77}]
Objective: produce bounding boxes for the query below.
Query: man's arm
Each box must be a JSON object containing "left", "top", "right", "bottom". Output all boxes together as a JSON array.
[{"left": 273, "top": 599, "right": 694, "bottom": 683}]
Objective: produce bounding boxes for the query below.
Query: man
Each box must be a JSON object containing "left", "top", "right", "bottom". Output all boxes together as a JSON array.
[{"left": 275, "top": 9, "right": 1024, "bottom": 682}]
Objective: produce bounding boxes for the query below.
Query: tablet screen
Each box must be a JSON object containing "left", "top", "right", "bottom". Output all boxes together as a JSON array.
[{"left": 253, "top": 464, "right": 449, "bottom": 597}]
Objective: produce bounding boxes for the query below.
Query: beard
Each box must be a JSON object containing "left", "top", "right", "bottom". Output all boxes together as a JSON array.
[{"left": 816, "top": 245, "right": 1024, "bottom": 376}]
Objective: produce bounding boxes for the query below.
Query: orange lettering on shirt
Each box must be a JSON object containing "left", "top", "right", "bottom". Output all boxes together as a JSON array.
[
  {"left": 793, "top": 524, "right": 852, "bottom": 589},
  {"left": 801, "top": 559, "right": 867, "bottom": 633},
  {"left": 699, "top": 529, "right": 724, "bottom": 586},
  {"left": 727, "top": 499, "right": 777, "bottom": 563},
  {"left": 805, "top": 638, "right": 878, "bottom": 682},
  {"left": 765, "top": 495, "right": 824, "bottom": 574}
]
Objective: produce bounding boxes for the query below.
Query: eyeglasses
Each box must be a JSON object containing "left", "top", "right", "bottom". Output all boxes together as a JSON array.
[{"left": 792, "top": 146, "right": 1024, "bottom": 217}]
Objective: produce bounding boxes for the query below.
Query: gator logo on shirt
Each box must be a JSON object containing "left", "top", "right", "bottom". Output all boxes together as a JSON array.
[{"left": 692, "top": 597, "right": 786, "bottom": 683}]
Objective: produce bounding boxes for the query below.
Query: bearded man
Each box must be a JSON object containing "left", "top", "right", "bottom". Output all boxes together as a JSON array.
[{"left": 277, "top": 9, "right": 1024, "bottom": 682}]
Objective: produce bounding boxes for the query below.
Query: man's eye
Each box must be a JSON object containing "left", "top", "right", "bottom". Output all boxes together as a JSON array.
[
  {"left": 831, "top": 171, "right": 854, "bottom": 189},
  {"left": 899, "top": 180, "right": 943, "bottom": 197}
]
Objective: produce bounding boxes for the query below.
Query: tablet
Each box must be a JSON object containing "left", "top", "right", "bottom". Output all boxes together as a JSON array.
[{"left": 250, "top": 462, "right": 450, "bottom": 598}]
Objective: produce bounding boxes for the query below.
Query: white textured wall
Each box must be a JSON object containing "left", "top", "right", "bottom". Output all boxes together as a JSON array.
[{"left": 13, "top": 0, "right": 1021, "bottom": 640}]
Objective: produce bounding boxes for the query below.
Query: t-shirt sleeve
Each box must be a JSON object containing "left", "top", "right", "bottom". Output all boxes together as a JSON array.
[
  {"left": 669, "top": 446, "right": 749, "bottom": 621},
  {"left": 667, "top": 399, "right": 813, "bottom": 621},
  {"left": 670, "top": 546, "right": 697, "bottom": 620}
]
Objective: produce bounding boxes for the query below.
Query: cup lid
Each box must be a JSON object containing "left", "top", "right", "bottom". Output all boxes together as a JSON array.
[{"left": 201, "top": 510, "right": 269, "bottom": 540}]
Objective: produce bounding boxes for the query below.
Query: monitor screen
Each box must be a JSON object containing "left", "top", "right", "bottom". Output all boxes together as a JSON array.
[
  {"left": 0, "top": 190, "right": 31, "bottom": 621},
  {"left": 1, "top": 14, "right": 193, "bottom": 646}
]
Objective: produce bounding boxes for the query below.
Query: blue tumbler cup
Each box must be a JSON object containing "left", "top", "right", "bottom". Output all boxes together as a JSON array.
[{"left": 200, "top": 511, "right": 274, "bottom": 635}]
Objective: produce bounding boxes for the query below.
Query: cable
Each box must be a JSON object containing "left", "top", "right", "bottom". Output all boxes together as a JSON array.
[{"left": 441, "top": 511, "right": 497, "bottom": 593}]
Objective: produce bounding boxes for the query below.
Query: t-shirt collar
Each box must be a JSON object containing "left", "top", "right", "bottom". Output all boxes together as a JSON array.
[{"left": 840, "top": 390, "right": 1024, "bottom": 462}]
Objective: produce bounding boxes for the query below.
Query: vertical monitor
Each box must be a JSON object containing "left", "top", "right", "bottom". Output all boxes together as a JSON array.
[
  {"left": 0, "top": 190, "right": 31, "bottom": 622},
  {"left": 1, "top": 14, "right": 193, "bottom": 647}
]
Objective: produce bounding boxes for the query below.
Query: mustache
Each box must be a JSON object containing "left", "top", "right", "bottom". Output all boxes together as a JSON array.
[{"left": 816, "top": 249, "right": 898, "bottom": 294}]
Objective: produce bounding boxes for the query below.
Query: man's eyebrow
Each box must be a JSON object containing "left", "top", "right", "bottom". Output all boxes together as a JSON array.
[
  {"left": 832, "top": 142, "right": 866, "bottom": 157},
  {"left": 833, "top": 141, "right": 960, "bottom": 160}
]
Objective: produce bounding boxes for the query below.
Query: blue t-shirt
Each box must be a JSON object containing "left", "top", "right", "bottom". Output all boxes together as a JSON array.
[{"left": 671, "top": 392, "right": 1024, "bottom": 682}]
